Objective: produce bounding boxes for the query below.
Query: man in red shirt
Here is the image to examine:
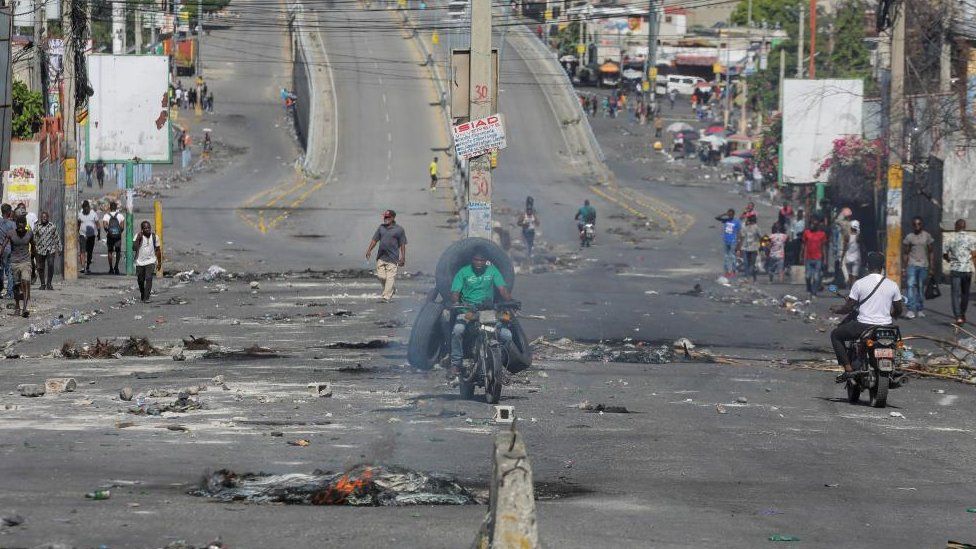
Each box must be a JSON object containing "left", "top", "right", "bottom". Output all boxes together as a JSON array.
[{"left": 800, "top": 218, "right": 828, "bottom": 297}]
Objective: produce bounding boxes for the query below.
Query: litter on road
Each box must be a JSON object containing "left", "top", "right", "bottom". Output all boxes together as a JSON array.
[{"left": 192, "top": 465, "right": 478, "bottom": 506}]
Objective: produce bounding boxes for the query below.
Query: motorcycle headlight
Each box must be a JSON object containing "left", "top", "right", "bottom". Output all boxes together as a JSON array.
[
  {"left": 865, "top": 339, "right": 874, "bottom": 348},
  {"left": 500, "top": 311, "right": 511, "bottom": 323}
]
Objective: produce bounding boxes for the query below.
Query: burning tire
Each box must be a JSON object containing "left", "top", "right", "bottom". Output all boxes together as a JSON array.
[
  {"left": 504, "top": 317, "right": 533, "bottom": 373},
  {"left": 408, "top": 302, "right": 446, "bottom": 370},
  {"left": 435, "top": 237, "right": 515, "bottom": 303}
]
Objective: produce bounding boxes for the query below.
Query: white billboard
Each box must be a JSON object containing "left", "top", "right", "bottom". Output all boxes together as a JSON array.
[
  {"left": 782, "top": 79, "right": 863, "bottom": 184},
  {"left": 87, "top": 55, "right": 172, "bottom": 163}
]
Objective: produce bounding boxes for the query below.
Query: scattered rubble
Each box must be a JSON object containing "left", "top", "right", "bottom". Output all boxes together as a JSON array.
[
  {"left": 129, "top": 392, "right": 203, "bottom": 415},
  {"left": 119, "top": 387, "right": 134, "bottom": 401},
  {"left": 183, "top": 336, "right": 217, "bottom": 350},
  {"left": 202, "top": 345, "right": 285, "bottom": 359},
  {"left": 308, "top": 383, "right": 333, "bottom": 397},
  {"left": 17, "top": 384, "right": 44, "bottom": 397},
  {"left": 192, "top": 464, "right": 478, "bottom": 506},
  {"left": 44, "top": 378, "right": 77, "bottom": 394},
  {"left": 578, "top": 401, "right": 630, "bottom": 413},
  {"left": 324, "top": 340, "right": 396, "bottom": 350},
  {"left": 0, "top": 513, "right": 24, "bottom": 528}
]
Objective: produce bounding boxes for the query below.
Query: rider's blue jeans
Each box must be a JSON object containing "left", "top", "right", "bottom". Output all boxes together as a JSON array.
[{"left": 450, "top": 318, "right": 512, "bottom": 368}]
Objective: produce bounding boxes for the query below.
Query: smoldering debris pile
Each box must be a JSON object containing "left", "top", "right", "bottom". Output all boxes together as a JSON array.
[
  {"left": 60, "top": 337, "right": 161, "bottom": 359},
  {"left": 202, "top": 345, "right": 285, "bottom": 359},
  {"left": 192, "top": 464, "right": 477, "bottom": 506},
  {"left": 129, "top": 392, "right": 204, "bottom": 415},
  {"left": 531, "top": 337, "right": 731, "bottom": 365},
  {"left": 183, "top": 335, "right": 217, "bottom": 350}
]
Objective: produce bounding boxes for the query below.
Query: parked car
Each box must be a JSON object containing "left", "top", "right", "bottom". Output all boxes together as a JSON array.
[{"left": 665, "top": 75, "right": 706, "bottom": 95}]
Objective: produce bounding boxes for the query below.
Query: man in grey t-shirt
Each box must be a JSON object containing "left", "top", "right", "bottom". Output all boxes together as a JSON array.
[
  {"left": 902, "top": 216, "right": 934, "bottom": 318},
  {"left": 364, "top": 210, "right": 407, "bottom": 303}
]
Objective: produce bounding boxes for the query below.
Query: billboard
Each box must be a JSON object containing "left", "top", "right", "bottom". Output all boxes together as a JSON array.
[
  {"left": 87, "top": 55, "right": 172, "bottom": 163},
  {"left": 2, "top": 141, "right": 40, "bottom": 215},
  {"left": 782, "top": 79, "right": 864, "bottom": 184}
]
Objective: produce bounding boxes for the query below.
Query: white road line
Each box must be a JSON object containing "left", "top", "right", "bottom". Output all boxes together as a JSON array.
[
  {"left": 388, "top": 149, "right": 392, "bottom": 160},
  {"left": 387, "top": 132, "right": 392, "bottom": 142},
  {"left": 385, "top": 111, "right": 390, "bottom": 122},
  {"left": 381, "top": 93, "right": 387, "bottom": 104}
]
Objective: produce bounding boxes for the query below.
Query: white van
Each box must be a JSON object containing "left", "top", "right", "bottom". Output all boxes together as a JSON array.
[{"left": 665, "top": 75, "right": 706, "bottom": 96}]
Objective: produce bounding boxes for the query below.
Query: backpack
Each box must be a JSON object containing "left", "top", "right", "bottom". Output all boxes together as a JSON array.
[{"left": 108, "top": 213, "right": 122, "bottom": 237}]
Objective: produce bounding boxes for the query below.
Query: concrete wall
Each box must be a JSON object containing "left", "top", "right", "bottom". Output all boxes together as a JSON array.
[{"left": 942, "top": 135, "right": 976, "bottom": 226}]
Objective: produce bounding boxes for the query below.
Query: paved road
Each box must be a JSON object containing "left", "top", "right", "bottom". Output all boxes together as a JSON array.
[{"left": 1, "top": 3, "right": 975, "bottom": 548}]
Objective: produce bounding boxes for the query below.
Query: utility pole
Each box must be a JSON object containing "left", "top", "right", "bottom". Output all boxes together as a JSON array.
[
  {"left": 112, "top": 0, "right": 124, "bottom": 53},
  {"left": 747, "top": 0, "right": 752, "bottom": 27},
  {"left": 940, "top": 0, "right": 952, "bottom": 94},
  {"left": 807, "top": 0, "right": 816, "bottom": 78},
  {"left": 32, "top": 0, "right": 43, "bottom": 93},
  {"left": 778, "top": 48, "right": 785, "bottom": 110},
  {"left": 135, "top": 10, "right": 142, "bottom": 53},
  {"left": 62, "top": 0, "right": 78, "bottom": 281},
  {"left": 644, "top": 0, "right": 658, "bottom": 111},
  {"left": 739, "top": 78, "right": 748, "bottom": 135},
  {"left": 885, "top": 0, "right": 905, "bottom": 281},
  {"left": 796, "top": 3, "right": 804, "bottom": 78},
  {"left": 466, "top": 0, "right": 492, "bottom": 238}
]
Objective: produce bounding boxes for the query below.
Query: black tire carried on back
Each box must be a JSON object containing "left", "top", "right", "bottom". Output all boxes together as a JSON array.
[
  {"left": 504, "top": 317, "right": 533, "bottom": 373},
  {"left": 435, "top": 238, "right": 515, "bottom": 303},
  {"left": 407, "top": 302, "right": 446, "bottom": 370}
]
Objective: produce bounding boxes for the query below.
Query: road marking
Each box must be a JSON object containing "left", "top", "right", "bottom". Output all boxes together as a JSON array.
[
  {"left": 382, "top": 93, "right": 387, "bottom": 104},
  {"left": 387, "top": 149, "right": 392, "bottom": 160},
  {"left": 385, "top": 111, "right": 390, "bottom": 122},
  {"left": 387, "top": 132, "right": 392, "bottom": 142}
]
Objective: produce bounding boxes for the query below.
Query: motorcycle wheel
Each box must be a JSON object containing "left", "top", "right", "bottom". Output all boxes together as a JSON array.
[
  {"left": 870, "top": 373, "right": 889, "bottom": 408},
  {"left": 845, "top": 380, "right": 860, "bottom": 404},
  {"left": 485, "top": 345, "right": 503, "bottom": 404}
]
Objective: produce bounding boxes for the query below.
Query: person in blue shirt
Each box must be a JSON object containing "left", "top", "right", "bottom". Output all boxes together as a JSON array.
[
  {"left": 715, "top": 208, "right": 741, "bottom": 278},
  {"left": 574, "top": 199, "right": 596, "bottom": 232}
]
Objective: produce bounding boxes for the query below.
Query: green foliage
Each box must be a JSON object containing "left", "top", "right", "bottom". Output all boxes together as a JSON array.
[
  {"left": 11, "top": 81, "right": 44, "bottom": 139},
  {"left": 827, "top": 0, "right": 871, "bottom": 80},
  {"left": 731, "top": 0, "right": 800, "bottom": 37},
  {"left": 554, "top": 21, "right": 581, "bottom": 57}
]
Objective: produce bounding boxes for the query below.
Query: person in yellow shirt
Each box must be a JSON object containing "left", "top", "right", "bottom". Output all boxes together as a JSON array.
[{"left": 428, "top": 157, "right": 438, "bottom": 191}]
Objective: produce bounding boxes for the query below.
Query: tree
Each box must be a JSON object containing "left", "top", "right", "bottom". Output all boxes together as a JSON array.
[
  {"left": 11, "top": 81, "right": 44, "bottom": 140},
  {"left": 827, "top": 0, "right": 871, "bottom": 81},
  {"left": 731, "top": 0, "right": 799, "bottom": 35}
]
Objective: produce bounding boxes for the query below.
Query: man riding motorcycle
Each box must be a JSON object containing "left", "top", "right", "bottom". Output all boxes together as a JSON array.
[
  {"left": 829, "top": 251, "right": 904, "bottom": 383},
  {"left": 575, "top": 200, "right": 596, "bottom": 233},
  {"left": 449, "top": 251, "right": 513, "bottom": 375}
]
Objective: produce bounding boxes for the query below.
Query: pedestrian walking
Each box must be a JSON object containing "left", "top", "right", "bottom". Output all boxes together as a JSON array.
[
  {"left": 752, "top": 164, "right": 764, "bottom": 191},
  {"left": 428, "top": 157, "right": 438, "bottom": 191},
  {"left": 4, "top": 215, "right": 33, "bottom": 317},
  {"left": 668, "top": 89, "right": 676, "bottom": 110},
  {"left": 944, "top": 219, "right": 976, "bottom": 325},
  {"left": 95, "top": 160, "right": 105, "bottom": 189},
  {"left": 133, "top": 221, "right": 162, "bottom": 303},
  {"left": 77, "top": 200, "right": 99, "bottom": 275},
  {"left": 902, "top": 216, "right": 935, "bottom": 319},
  {"left": 0, "top": 204, "right": 15, "bottom": 297},
  {"left": 715, "top": 209, "right": 741, "bottom": 279},
  {"left": 768, "top": 222, "right": 788, "bottom": 283},
  {"left": 84, "top": 163, "right": 94, "bottom": 187},
  {"left": 102, "top": 201, "right": 125, "bottom": 274},
  {"left": 206, "top": 91, "right": 214, "bottom": 112},
  {"left": 203, "top": 131, "right": 213, "bottom": 160},
  {"left": 653, "top": 114, "right": 663, "bottom": 138},
  {"left": 740, "top": 201, "right": 757, "bottom": 225},
  {"left": 801, "top": 218, "right": 828, "bottom": 297},
  {"left": 841, "top": 220, "right": 862, "bottom": 288},
  {"left": 516, "top": 205, "right": 539, "bottom": 258},
  {"left": 364, "top": 210, "right": 407, "bottom": 303},
  {"left": 738, "top": 216, "right": 762, "bottom": 282},
  {"left": 33, "top": 211, "right": 60, "bottom": 290}
]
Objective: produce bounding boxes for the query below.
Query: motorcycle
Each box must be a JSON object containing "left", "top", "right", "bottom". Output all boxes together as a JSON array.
[
  {"left": 580, "top": 223, "right": 595, "bottom": 247},
  {"left": 842, "top": 324, "right": 906, "bottom": 408},
  {"left": 452, "top": 301, "right": 520, "bottom": 403}
]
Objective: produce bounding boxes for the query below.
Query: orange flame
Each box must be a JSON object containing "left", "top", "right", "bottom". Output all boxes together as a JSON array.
[{"left": 313, "top": 466, "right": 375, "bottom": 505}]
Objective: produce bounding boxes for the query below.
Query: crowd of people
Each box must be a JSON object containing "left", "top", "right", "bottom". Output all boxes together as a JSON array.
[
  {"left": 77, "top": 200, "right": 162, "bottom": 302},
  {"left": 170, "top": 78, "right": 214, "bottom": 112}
]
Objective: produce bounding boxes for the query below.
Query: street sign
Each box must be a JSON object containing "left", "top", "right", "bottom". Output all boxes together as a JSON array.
[
  {"left": 544, "top": 9, "right": 552, "bottom": 20},
  {"left": 641, "top": 81, "right": 649, "bottom": 92},
  {"left": 432, "top": 32, "right": 439, "bottom": 45},
  {"left": 450, "top": 49, "right": 499, "bottom": 119},
  {"left": 452, "top": 114, "right": 507, "bottom": 159},
  {"left": 648, "top": 67, "right": 658, "bottom": 79},
  {"left": 576, "top": 43, "right": 585, "bottom": 55}
]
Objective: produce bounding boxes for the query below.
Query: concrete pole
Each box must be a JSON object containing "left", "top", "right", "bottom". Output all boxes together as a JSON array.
[
  {"left": 62, "top": 0, "right": 77, "bottom": 281},
  {"left": 646, "top": 0, "right": 657, "bottom": 111},
  {"left": 739, "top": 78, "right": 748, "bottom": 135},
  {"left": 808, "top": 0, "right": 816, "bottom": 78},
  {"left": 885, "top": 0, "right": 905, "bottom": 282},
  {"left": 778, "top": 48, "right": 785, "bottom": 111},
  {"left": 476, "top": 428, "right": 539, "bottom": 548},
  {"left": 32, "top": 0, "right": 42, "bottom": 93},
  {"left": 466, "top": 0, "right": 492, "bottom": 239},
  {"left": 747, "top": 0, "right": 752, "bottom": 27},
  {"left": 124, "top": 162, "right": 134, "bottom": 274},
  {"left": 796, "top": 4, "right": 804, "bottom": 78},
  {"left": 112, "top": 0, "right": 124, "bottom": 53},
  {"left": 940, "top": 0, "right": 952, "bottom": 94},
  {"left": 135, "top": 10, "right": 142, "bottom": 53}
]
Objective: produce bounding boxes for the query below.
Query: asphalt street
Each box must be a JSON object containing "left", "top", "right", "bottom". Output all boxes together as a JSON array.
[{"left": 0, "top": 3, "right": 974, "bottom": 548}]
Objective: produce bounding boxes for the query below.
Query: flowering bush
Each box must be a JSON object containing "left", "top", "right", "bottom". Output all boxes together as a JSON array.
[
  {"left": 814, "top": 135, "right": 884, "bottom": 179},
  {"left": 755, "top": 115, "right": 781, "bottom": 182}
]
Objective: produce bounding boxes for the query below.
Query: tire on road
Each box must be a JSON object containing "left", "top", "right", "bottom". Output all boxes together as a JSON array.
[
  {"left": 435, "top": 237, "right": 515, "bottom": 303},
  {"left": 407, "top": 302, "right": 446, "bottom": 370},
  {"left": 504, "top": 317, "right": 533, "bottom": 373}
]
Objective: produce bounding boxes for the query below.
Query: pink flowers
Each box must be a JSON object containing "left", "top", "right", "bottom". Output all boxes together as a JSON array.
[{"left": 815, "top": 135, "right": 884, "bottom": 178}]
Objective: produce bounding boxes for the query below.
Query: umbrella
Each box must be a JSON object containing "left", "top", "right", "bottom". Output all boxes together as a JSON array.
[
  {"left": 731, "top": 149, "right": 754, "bottom": 158},
  {"left": 721, "top": 156, "right": 746, "bottom": 166},
  {"left": 701, "top": 134, "right": 727, "bottom": 146},
  {"left": 599, "top": 62, "right": 620, "bottom": 73},
  {"left": 559, "top": 54, "right": 577, "bottom": 63},
  {"left": 666, "top": 122, "right": 693, "bottom": 133},
  {"left": 677, "top": 129, "right": 700, "bottom": 140},
  {"left": 621, "top": 69, "right": 643, "bottom": 80},
  {"left": 705, "top": 125, "right": 725, "bottom": 135}
]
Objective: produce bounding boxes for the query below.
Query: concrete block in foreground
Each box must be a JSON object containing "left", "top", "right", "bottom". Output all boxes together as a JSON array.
[
  {"left": 17, "top": 384, "right": 45, "bottom": 397},
  {"left": 473, "top": 427, "right": 539, "bottom": 549},
  {"left": 45, "top": 378, "right": 77, "bottom": 393}
]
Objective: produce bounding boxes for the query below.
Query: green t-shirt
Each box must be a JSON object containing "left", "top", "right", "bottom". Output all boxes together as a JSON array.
[{"left": 451, "top": 264, "right": 506, "bottom": 306}]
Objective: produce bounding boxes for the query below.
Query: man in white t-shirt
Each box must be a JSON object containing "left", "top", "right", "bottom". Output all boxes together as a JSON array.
[
  {"left": 829, "top": 251, "right": 904, "bottom": 383},
  {"left": 132, "top": 221, "right": 161, "bottom": 303}
]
